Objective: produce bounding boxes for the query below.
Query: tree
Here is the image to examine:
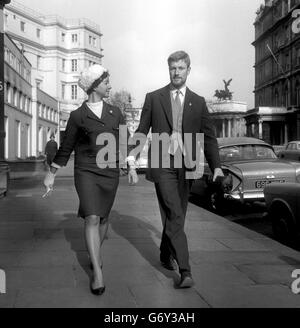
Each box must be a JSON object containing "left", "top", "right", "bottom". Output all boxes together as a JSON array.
[{"left": 108, "top": 89, "right": 133, "bottom": 116}]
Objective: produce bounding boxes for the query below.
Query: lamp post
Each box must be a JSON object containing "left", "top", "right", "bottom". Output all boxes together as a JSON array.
[{"left": 0, "top": 0, "right": 10, "bottom": 161}]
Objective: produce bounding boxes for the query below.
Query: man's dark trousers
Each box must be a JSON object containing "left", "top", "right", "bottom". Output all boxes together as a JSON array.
[{"left": 155, "top": 161, "right": 193, "bottom": 273}]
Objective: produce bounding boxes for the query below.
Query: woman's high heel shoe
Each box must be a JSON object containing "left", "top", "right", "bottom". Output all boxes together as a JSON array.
[{"left": 90, "top": 285, "right": 105, "bottom": 296}]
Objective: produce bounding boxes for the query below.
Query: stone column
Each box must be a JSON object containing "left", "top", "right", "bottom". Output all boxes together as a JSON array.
[
  {"left": 258, "top": 119, "right": 263, "bottom": 140},
  {"left": 228, "top": 118, "right": 231, "bottom": 138},
  {"left": 284, "top": 124, "right": 288, "bottom": 144}
]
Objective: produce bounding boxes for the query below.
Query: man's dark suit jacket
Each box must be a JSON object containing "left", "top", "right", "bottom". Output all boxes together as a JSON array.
[
  {"left": 53, "top": 101, "right": 127, "bottom": 168},
  {"left": 135, "top": 84, "right": 221, "bottom": 182}
]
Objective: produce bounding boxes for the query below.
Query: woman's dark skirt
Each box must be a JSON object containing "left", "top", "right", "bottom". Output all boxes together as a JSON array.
[{"left": 74, "top": 163, "right": 120, "bottom": 219}]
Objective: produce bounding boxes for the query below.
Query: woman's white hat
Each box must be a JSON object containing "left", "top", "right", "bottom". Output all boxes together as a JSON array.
[{"left": 78, "top": 64, "right": 108, "bottom": 92}]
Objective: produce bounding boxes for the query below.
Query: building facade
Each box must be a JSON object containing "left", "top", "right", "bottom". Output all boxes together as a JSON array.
[
  {"left": 207, "top": 100, "right": 247, "bottom": 138},
  {"left": 4, "top": 33, "right": 59, "bottom": 160},
  {"left": 4, "top": 0, "right": 103, "bottom": 135},
  {"left": 251, "top": 0, "right": 300, "bottom": 145}
]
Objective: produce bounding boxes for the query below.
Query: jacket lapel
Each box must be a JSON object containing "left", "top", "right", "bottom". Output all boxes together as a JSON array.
[
  {"left": 83, "top": 101, "right": 108, "bottom": 125},
  {"left": 159, "top": 85, "right": 173, "bottom": 129}
]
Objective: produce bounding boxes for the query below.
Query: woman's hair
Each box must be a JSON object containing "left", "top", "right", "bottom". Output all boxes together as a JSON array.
[
  {"left": 167, "top": 51, "right": 191, "bottom": 68},
  {"left": 87, "top": 71, "right": 109, "bottom": 95}
]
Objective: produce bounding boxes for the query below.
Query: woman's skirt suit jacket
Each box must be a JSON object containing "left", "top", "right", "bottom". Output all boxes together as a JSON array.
[{"left": 53, "top": 101, "right": 128, "bottom": 219}]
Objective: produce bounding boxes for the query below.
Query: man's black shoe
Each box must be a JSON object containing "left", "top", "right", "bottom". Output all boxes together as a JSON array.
[
  {"left": 178, "top": 272, "right": 194, "bottom": 288},
  {"left": 160, "top": 257, "right": 177, "bottom": 271}
]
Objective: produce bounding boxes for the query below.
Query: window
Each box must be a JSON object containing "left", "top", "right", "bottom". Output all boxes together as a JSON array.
[
  {"left": 61, "top": 32, "right": 65, "bottom": 42},
  {"left": 4, "top": 116, "right": 8, "bottom": 159},
  {"left": 19, "top": 92, "right": 23, "bottom": 109},
  {"left": 36, "top": 28, "right": 41, "bottom": 38},
  {"left": 16, "top": 120, "right": 21, "bottom": 158},
  {"left": 71, "top": 59, "right": 77, "bottom": 72},
  {"left": 6, "top": 83, "right": 11, "bottom": 104},
  {"left": 24, "top": 97, "right": 27, "bottom": 113},
  {"left": 61, "top": 84, "right": 65, "bottom": 99},
  {"left": 72, "top": 34, "right": 78, "bottom": 43},
  {"left": 297, "top": 49, "right": 300, "bottom": 66},
  {"left": 20, "top": 21, "right": 25, "bottom": 32},
  {"left": 27, "top": 99, "right": 31, "bottom": 114},
  {"left": 37, "top": 55, "right": 41, "bottom": 69},
  {"left": 36, "top": 81, "right": 41, "bottom": 89},
  {"left": 93, "top": 37, "right": 96, "bottom": 47},
  {"left": 296, "top": 82, "right": 300, "bottom": 105},
  {"left": 274, "top": 89, "right": 279, "bottom": 106},
  {"left": 71, "top": 85, "right": 77, "bottom": 100},
  {"left": 13, "top": 88, "right": 17, "bottom": 107},
  {"left": 4, "top": 14, "right": 8, "bottom": 27},
  {"left": 4, "top": 48, "right": 9, "bottom": 62},
  {"left": 10, "top": 53, "right": 15, "bottom": 68},
  {"left": 62, "top": 58, "right": 66, "bottom": 71},
  {"left": 26, "top": 124, "right": 31, "bottom": 157},
  {"left": 89, "top": 36, "right": 92, "bottom": 45}
]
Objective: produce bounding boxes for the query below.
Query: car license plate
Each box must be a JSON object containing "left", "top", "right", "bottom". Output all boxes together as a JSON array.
[{"left": 255, "top": 179, "right": 285, "bottom": 189}]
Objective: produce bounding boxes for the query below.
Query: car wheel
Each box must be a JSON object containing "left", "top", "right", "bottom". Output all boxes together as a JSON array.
[{"left": 271, "top": 207, "right": 297, "bottom": 243}]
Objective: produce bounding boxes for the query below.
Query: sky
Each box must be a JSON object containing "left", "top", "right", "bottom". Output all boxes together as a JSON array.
[{"left": 19, "top": 0, "right": 263, "bottom": 108}]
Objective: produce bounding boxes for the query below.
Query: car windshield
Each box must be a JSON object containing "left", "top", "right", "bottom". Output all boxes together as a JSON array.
[{"left": 219, "top": 144, "right": 277, "bottom": 162}]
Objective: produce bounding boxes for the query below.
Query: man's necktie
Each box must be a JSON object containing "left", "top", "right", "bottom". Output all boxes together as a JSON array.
[{"left": 169, "top": 90, "right": 185, "bottom": 156}]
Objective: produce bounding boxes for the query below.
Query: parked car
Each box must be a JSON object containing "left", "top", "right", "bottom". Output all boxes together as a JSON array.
[
  {"left": 190, "top": 137, "right": 300, "bottom": 213},
  {"left": 264, "top": 183, "right": 300, "bottom": 243},
  {"left": 278, "top": 141, "right": 300, "bottom": 162}
]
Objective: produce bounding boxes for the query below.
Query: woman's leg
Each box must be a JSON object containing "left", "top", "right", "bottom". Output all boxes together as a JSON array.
[
  {"left": 100, "top": 217, "right": 109, "bottom": 246},
  {"left": 84, "top": 215, "right": 104, "bottom": 288}
]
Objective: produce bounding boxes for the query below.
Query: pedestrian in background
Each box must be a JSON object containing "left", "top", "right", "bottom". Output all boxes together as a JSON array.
[
  {"left": 43, "top": 64, "right": 138, "bottom": 296},
  {"left": 44, "top": 134, "right": 58, "bottom": 167}
]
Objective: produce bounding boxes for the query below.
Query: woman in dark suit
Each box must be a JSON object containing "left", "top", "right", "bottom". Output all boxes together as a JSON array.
[{"left": 44, "top": 64, "right": 138, "bottom": 295}]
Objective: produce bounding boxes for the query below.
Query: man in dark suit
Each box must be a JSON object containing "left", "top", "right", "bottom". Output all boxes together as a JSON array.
[
  {"left": 128, "top": 51, "right": 224, "bottom": 288},
  {"left": 45, "top": 134, "right": 58, "bottom": 166}
]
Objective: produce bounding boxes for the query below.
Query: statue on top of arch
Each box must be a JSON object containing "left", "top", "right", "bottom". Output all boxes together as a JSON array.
[{"left": 214, "top": 78, "right": 233, "bottom": 101}]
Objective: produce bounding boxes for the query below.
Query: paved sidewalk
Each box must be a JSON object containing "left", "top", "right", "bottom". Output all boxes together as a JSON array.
[{"left": 0, "top": 174, "right": 300, "bottom": 308}]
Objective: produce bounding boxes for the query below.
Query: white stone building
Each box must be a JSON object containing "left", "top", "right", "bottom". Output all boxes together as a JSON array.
[
  {"left": 4, "top": 0, "right": 103, "bottom": 134},
  {"left": 4, "top": 33, "right": 59, "bottom": 160}
]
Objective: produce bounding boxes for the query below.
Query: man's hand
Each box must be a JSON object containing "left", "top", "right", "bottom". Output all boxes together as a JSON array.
[
  {"left": 128, "top": 168, "right": 139, "bottom": 185},
  {"left": 212, "top": 168, "right": 224, "bottom": 182}
]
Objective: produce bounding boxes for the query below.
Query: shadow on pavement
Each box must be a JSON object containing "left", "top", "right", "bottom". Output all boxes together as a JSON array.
[
  {"left": 109, "top": 210, "right": 180, "bottom": 286},
  {"left": 60, "top": 213, "right": 92, "bottom": 281}
]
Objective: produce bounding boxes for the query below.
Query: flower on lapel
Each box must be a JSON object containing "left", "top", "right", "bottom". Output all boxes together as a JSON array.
[
  {"left": 189, "top": 102, "right": 192, "bottom": 108},
  {"left": 109, "top": 110, "right": 113, "bottom": 114}
]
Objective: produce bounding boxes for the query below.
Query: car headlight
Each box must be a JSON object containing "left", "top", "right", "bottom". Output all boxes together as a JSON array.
[
  {"left": 229, "top": 173, "right": 242, "bottom": 192},
  {"left": 296, "top": 168, "right": 300, "bottom": 183}
]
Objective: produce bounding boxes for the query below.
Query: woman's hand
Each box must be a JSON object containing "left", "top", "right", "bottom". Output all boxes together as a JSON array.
[
  {"left": 128, "top": 168, "right": 138, "bottom": 185},
  {"left": 43, "top": 171, "right": 56, "bottom": 197}
]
